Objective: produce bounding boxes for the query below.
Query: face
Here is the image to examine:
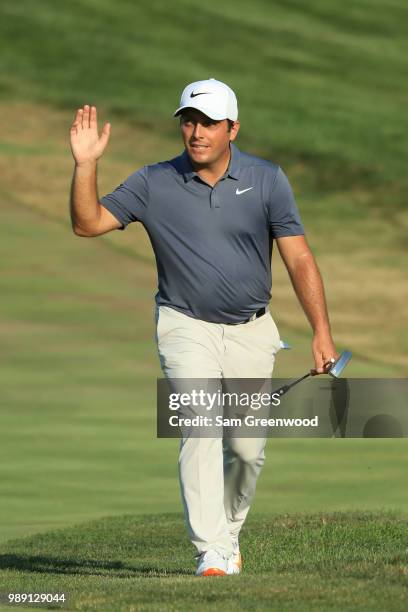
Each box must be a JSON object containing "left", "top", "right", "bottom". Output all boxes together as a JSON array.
[{"left": 179, "top": 108, "right": 240, "bottom": 167}]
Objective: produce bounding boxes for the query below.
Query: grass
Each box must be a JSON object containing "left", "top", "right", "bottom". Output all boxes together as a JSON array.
[
  {"left": 0, "top": 1, "right": 407, "bottom": 370},
  {"left": 0, "top": 512, "right": 407, "bottom": 610},
  {"left": 0, "top": 100, "right": 406, "bottom": 372},
  {"left": 1, "top": 0, "right": 408, "bottom": 215},
  {"left": 0, "top": 1, "right": 407, "bottom": 608},
  {"left": 1, "top": 196, "right": 407, "bottom": 551}
]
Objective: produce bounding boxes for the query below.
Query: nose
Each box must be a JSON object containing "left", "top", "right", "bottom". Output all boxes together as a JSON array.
[{"left": 192, "top": 122, "right": 203, "bottom": 139}]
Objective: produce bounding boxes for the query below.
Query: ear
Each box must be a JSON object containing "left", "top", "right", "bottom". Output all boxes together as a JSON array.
[{"left": 229, "top": 120, "right": 240, "bottom": 142}]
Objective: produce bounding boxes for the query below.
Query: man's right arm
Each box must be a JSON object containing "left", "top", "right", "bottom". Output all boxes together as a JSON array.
[{"left": 69, "top": 105, "right": 121, "bottom": 237}]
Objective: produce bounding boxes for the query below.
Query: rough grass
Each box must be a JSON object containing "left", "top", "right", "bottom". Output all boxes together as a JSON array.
[{"left": 0, "top": 512, "right": 407, "bottom": 611}]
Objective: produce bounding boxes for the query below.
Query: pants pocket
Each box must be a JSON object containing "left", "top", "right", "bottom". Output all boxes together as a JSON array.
[{"left": 266, "top": 313, "right": 281, "bottom": 354}]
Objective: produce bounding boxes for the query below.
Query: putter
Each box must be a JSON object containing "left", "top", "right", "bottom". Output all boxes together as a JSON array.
[{"left": 274, "top": 350, "right": 352, "bottom": 398}]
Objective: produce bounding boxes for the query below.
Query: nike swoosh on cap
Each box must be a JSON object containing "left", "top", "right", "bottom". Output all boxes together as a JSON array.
[
  {"left": 190, "top": 91, "right": 211, "bottom": 98},
  {"left": 236, "top": 187, "right": 254, "bottom": 195}
]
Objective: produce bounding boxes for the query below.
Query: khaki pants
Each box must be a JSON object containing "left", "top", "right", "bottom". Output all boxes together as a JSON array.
[{"left": 156, "top": 305, "right": 281, "bottom": 557}]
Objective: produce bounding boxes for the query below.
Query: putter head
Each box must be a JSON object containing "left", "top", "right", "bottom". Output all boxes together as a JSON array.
[{"left": 329, "top": 351, "right": 352, "bottom": 378}]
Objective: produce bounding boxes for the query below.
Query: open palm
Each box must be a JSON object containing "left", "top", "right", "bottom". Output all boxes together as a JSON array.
[{"left": 70, "top": 105, "right": 111, "bottom": 166}]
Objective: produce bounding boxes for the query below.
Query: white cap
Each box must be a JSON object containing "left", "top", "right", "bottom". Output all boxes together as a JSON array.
[{"left": 174, "top": 78, "right": 238, "bottom": 121}]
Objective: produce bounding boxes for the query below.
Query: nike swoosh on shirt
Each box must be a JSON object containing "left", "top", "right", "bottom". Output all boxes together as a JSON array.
[
  {"left": 190, "top": 91, "right": 211, "bottom": 98},
  {"left": 236, "top": 187, "right": 254, "bottom": 195}
]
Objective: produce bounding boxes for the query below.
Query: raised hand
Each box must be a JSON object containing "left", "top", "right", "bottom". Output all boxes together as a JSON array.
[{"left": 70, "top": 105, "right": 111, "bottom": 166}]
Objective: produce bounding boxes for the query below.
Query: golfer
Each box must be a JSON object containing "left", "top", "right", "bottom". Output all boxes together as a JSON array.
[{"left": 69, "top": 78, "right": 338, "bottom": 576}]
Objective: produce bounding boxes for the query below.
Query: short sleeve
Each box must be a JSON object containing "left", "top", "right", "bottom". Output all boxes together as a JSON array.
[
  {"left": 267, "top": 167, "right": 305, "bottom": 238},
  {"left": 100, "top": 166, "right": 148, "bottom": 230}
]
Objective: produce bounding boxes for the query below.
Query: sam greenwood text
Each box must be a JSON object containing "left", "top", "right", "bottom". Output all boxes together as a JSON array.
[{"left": 169, "top": 415, "right": 320, "bottom": 427}]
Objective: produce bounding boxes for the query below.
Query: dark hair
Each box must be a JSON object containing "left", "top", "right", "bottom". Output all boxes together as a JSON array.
[{"left": 179, "top": 113, "right": 235, "bottom": 132}]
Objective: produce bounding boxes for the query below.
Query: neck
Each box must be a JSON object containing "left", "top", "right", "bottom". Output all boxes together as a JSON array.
[{"left": 189, "top": 146, "right": 231, "bottom": 187}]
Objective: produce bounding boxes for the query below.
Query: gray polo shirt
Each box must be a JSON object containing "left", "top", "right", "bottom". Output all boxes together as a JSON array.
[{"left": 100, "top": 144, "right": 304, "bottom": 324}]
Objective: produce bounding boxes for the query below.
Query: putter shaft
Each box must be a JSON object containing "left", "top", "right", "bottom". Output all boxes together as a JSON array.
[{"left": 274, "top": 350, "right": 352, "bottom": 398}]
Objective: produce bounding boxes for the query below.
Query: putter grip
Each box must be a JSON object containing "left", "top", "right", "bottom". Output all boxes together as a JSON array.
[{"left": 276, "top": 385, "right": 289, "bottom": 396}]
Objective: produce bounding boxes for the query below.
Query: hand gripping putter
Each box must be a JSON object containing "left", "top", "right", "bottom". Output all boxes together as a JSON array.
[{"left": 275, "top": 351, "right": 352, "bottom": 398}]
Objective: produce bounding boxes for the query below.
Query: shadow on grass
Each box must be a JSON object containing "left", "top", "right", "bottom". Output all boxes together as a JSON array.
[{"left": 0, "top": 554, "right": 191, "bottom": 577}]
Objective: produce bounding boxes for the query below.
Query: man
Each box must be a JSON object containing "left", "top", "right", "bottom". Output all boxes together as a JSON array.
[{"left": 69, "top": 78, "right": 338, "bottom": 577}]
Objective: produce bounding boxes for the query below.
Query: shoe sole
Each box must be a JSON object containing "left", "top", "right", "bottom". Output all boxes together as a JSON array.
[{"left": 200, "top": 567, "right": 227, "bottom": 577}]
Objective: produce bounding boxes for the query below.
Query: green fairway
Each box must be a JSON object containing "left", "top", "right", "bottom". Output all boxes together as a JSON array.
[
  {"left": 0, "top": 512, "right": 407, "bottom": 611},
  {"left": 1, "top": 199, "right": 407, "bottom": 548}
]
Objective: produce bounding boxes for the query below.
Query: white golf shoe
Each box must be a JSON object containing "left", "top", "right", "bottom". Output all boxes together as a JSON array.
[
  {"left": 195, "top": 549, "right": 229, "bottom": 577},
  {"left": 227, "top": 540, "right": 242, "bottom": 575}
]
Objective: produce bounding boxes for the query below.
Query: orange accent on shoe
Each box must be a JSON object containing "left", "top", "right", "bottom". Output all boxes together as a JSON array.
[{"left": 201, "top": 567, "right": 228, "bottom": 577}]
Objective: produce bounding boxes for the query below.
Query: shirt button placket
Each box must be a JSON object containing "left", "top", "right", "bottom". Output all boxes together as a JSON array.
[{"left": 210, "top": 186, "right": 221, "bottom": 209}]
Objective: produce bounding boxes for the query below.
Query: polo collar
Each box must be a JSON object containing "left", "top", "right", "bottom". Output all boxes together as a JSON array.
[
  {"left": 227, "top": 144, "right": 241, "bottom": 180},
  {"left": 181, "top": 143, "right": 241, "bottom": 182}
]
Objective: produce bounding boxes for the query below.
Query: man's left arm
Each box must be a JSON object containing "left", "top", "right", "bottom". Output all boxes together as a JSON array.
[{"left": 275, "top": 235, "right": 338, "bottom": 374}]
